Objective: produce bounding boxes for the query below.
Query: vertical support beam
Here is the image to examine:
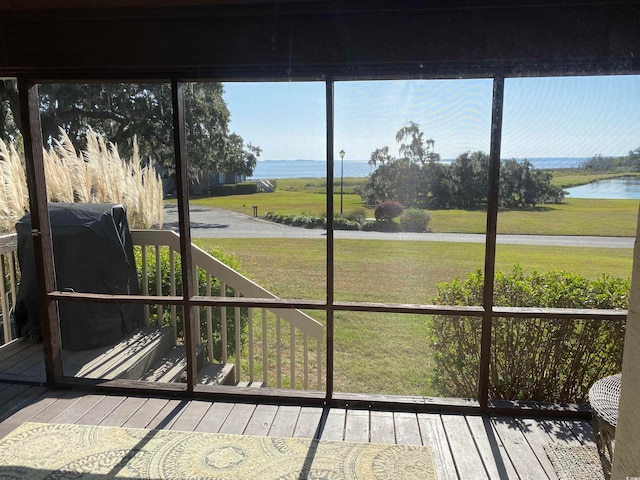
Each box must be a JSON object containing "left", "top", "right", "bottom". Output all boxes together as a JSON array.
[
  {"left": 325, "top": 79, "right": 335, "bottom": 401},
  {"left": 171, "top": 79, "right": 197, "bottom": 391},
  {"left": 17, "top": 77, "right": 62, "bottom": 382},
  {"left": 610, "top": 204, "right": 640, "bottom": 479},
  {"left": 479, "top": 76, "right": 504, "bottom": 410}
]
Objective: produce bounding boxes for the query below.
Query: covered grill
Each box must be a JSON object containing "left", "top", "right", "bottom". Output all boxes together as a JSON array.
[{"left": 14, "top": 203, "right": 142, "bottom": 350}]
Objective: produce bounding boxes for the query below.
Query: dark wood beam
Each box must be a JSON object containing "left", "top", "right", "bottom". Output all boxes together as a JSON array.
[
  {"left": 17, "top": 78, "right": 63, "bottom": 383},
  {"left": 171, "top": 79, "right": 198, "bottom": 392},
  {"left": 1, "top": 2, "right": 639, "bottom": 78}
]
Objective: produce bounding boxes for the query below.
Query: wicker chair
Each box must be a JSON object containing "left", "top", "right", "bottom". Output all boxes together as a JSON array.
[{"left": 588, "top": 373, "right": 620, "bottom": 480}]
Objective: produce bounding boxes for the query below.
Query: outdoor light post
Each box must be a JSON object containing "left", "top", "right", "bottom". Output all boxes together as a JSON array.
[{"left": 339, "top": 149, "right": 345, "bottom": 215}]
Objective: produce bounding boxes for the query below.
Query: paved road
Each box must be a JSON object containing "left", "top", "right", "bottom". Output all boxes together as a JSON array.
[{"left": 162, "top": 205, "right": 634, "bottom": 248}]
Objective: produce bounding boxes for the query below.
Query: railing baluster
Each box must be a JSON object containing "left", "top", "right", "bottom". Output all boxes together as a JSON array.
[
  {"left": 129, "top": 230, "right": 324, "bottom": 393},
  {"left": 0, "top": 255, "right": 9, "bottom": 343},
  {"left": 169, "top": 247, "right": 177, "bottom": 336},
  {"left": 304, "top": 334, "right": 309, "bottom": 390},
  {"left": 248, "top": 307, "right": 254, "bottom": 383},
  {"left": 276, "top": 315, "right": 282, "bottom": 388},
  {"left": 206, "top": 273, "right": 213, "bottom": 362},
  {"left": 235, "top": 291, "right": 241, "bottom": 383},
  {"left": 317, "top": 336, "right": 322, "bottom": 390},
  {"left": 141, "top": 245, "right": 149, "bottom": 324},
  {"left": 193, "top": 266, "right": 201, "bottom": 342},
  {"left": 221, "top": 282, "right": 227, "bottom": 363},
  {"left": 262, "top": 308, "right": 268, "bottom": 386},
  {"left": 155, "top": 245, "right": 163, "bottom": 324},
  {"left": 290, "top": 323, "right": 295, "bottom": 389},
  {"left": 7, "top": 251, "right": 17, "bottom": 311}
]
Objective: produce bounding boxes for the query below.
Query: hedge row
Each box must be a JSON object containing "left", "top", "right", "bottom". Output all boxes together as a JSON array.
[{"left": 209, "top": 183, "right": 258, "bottom": 196}]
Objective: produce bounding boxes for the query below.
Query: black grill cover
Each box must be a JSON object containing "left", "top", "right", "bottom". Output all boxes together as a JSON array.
[{"left": 15, "top": 203, "right": 143, "bottom": 350}]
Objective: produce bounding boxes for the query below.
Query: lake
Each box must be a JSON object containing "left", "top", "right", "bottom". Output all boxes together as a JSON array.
[
  {"left": 565, "top": 176, "right": 640, "bottom": 199},
  {"left": 250, "top": 158, "right": 588, "bottom": 180},
  {"left": 250, "top": 159, "right": 640, "bottom": 200}
]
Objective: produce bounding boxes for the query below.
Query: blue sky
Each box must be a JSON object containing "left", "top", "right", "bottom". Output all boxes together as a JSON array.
[{"left": 223, "top": 75, "right": 640, "bottom": 162}]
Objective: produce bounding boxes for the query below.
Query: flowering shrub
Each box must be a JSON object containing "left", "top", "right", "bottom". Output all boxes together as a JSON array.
[{"left": 374, "top": 200, "right": 403, "bottom": 222}]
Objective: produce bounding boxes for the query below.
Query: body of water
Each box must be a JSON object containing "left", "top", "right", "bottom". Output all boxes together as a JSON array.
[
  {"left": 565, "top": 176, "right": 640, "bottom": 200},
  {"left": 251, "top": 158, "right": 640, "bottom": 199},
  {"left": 250, "top": 157, "right": 588, "bottom": 180}
]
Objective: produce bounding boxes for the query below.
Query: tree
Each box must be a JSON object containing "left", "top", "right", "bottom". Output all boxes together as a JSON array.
[
  {"left": 363, "top": 122, "right": 443, "bottom": 206},
  {"left": 368, "top": 146, "right": 393, "bottom": 168},
  {"left": 449, "top": 151, "right": 489, "bottom": 208},
  {"left": 0, "top": 79, "right": 21, "bottom": 144},
  {"left": 499, "top": 159, "right": 565, "bottom": 208},
  {"left": 363, "top": 122, "right": 564, "bottom": 210},
  {"left": 394, "top": 121, "right": 439, "bottom": 165},
  {"left": 1, "top": 81, "right": 259, "bottom": 180}
]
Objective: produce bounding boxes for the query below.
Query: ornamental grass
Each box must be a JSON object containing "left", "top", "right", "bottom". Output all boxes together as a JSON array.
[{"left": 0, "top": 128, "right": 163, "bottom": 233}]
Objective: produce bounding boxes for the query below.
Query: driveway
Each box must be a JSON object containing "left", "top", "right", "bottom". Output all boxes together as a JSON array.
[{"left": 162, "top": 204, "right": 634, "bottom": 248}]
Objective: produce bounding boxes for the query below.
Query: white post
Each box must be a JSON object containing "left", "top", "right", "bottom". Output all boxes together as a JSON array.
[{"left": 611, "top": 204, "right": 640, "bottom": 479}]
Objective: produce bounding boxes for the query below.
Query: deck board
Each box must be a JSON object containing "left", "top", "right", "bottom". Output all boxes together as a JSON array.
[
  {"left": 515, "top": 418, "right": 559, "bottom": 480},
  {"left": 292, "top": 406, "right": 323, "bottom": 439},
  {"left": 218, "top": 402, "right": 255, "bottom": 434},
  {"left": 147, "top": 398, "right": 189, "bottom": 430},
  {"left": 98, "top": 396, "right": 147, "bottom": 427},
  {"left": 394, "top": 411, "right": 422, "bottom": 445},
  {"left": 467, "top": 414, "right": 519, "bottom": 480},
  {"left": 369, "top": 410, "right": 395, "bottom": 444},
  {"left": 122, "top": 398, "right": 171, "bottom": 428},
  {"left": 244, "top": 404, "right": 279, "bottom": 436},
  {"left": 268, "top": 405, "right": 300, "bottom": 437},
  {"left": 169, "top": 399, "right": 212, "bottom": 432},
  {"left": 76, "top": 394, "right": 128, "bottom": 426},
  {"left": 0, "top": 385, "right": 598, "bottom": 479},
  {"left": 492, "top": 416, "right": 551, "bottom": 480},
  {"left": 442, "top": 414, "right": 490, "bottom": 480},
  {"left": 418, "top": 413, "right": 459, "bottom": 480},
  {"left": 52, "top": 394, "right": 106, "bottom": 425},
  {"left": 319, "top": 407, "right": 346, "bottom": 441},
  {"left": 344, "top": 409, "right": 369, "bottom": 443},
  {"left": 193, "top": 401, "right": 233, "bottom": 433}
]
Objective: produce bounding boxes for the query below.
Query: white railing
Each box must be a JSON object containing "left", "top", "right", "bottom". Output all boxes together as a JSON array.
[
  {"left": 131, "top": 229, "right": 324, "bottom": 390},
  {"left": 0, "top": 230, "right": 324, "bottom": 391},
  {"left": 0, "top": 234, "right": 18, "bottom": 346}
]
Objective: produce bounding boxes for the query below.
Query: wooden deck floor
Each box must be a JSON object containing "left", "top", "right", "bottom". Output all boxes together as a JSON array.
[{"left": 0, "top": 382, "right": 597, "bottom": 479}]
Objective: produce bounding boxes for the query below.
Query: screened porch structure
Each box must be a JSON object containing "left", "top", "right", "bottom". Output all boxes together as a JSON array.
[{"left": 1, "top": 1, "right": 640, "bottom": 478}]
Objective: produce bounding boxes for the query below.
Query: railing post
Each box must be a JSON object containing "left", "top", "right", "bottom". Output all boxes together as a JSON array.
[
  {"left": 171, "top": 79, "right": 197, "bottom": 391},
  {"left": 479, "top": 75, "right": 505, "bottom": 409}
]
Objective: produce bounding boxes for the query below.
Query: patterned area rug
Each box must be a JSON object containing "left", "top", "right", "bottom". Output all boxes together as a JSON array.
[
  {"left": 0, "top": 422, "right": 435, "bottom": 479},
  {"left": 543, "top": 443, "right": 604, "bottom": 480}
]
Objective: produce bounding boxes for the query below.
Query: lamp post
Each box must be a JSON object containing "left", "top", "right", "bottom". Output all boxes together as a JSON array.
[{"left": 339, "top": 149, "right": 345, "bottom": 215}]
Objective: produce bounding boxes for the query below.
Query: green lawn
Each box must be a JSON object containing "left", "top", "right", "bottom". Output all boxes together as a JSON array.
[
  {"left": 188, "top": 171, "right": 638, "bottom": 396},
  {"left": 188, "top": 176, "right": 640, "bottom": 237},
  {"left": 199, "top": 237, "right": 633, "bottom": 396}
]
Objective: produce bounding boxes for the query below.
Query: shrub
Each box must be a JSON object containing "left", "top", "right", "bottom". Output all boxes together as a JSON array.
[
  {"left": 361, "top": 220, "right": 401, "bottom": 232},
  {"left": 428, "top": 265, "right": 628, "bottom": 403},
  {"left": 344, "top": 208, "right": 367, "bottom": 223},
  {"left": 235, "top": 182, "right": 258, "bottom": 195},
  {"left": 400, "top": 209, "right": 430, "bottom": 232},
  {"left": 210, "top": 185, "right": 236, "bottom": 196},
  {"left": 375, "top": 200, "right": 403, "bottom": 222},
  {"left": 134, "top": 245, "right": 248, "bottom": 361},
  {"left": 333, "top": 216, "right": 361, "bottom": 230}
]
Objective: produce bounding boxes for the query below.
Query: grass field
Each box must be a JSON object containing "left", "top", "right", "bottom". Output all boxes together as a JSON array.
[
  {"left": 189, "top": 175, "right": 640, "bottom": 237},
  {"left": 188, "top": 171, "right": 638, "bottom": 396},
  {"left": 198, "top": 237, "right": 633, "bottom": 396}
]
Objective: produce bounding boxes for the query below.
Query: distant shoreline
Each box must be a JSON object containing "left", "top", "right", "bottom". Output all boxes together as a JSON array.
[{"left": 249, "top": 158, "right": 589, "bottom": 180}]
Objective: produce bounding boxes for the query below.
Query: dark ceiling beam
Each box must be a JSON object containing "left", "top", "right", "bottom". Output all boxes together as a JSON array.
[{"left": 0, "top": 1, "right": 639, "bottom": 78}]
